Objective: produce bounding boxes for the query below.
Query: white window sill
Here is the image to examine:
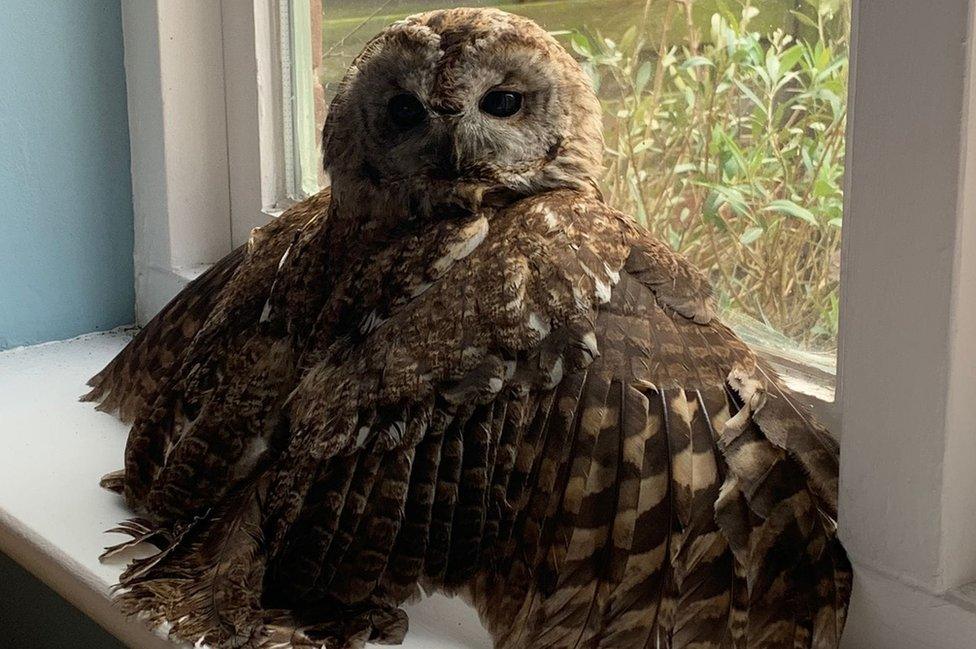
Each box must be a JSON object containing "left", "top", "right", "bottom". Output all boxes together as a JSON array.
[
  {"left": 0, "top": 330, "right": 490, "bottom": 649},
  {"left": 10, "top": 332, "right": 975, "bottom": 649}
]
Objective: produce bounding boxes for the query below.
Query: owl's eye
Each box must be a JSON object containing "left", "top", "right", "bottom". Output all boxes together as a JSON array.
[
  {"left": 388, "top": 93, "right": 427, "bottom": 129},
  {"left": 480, "top": 90, "right": 523, "bottom": 118}
]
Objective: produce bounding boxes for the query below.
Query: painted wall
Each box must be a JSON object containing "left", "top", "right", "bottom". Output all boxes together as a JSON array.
[{"left": 0, "top": 1, "right": 134, "bottom": 350}]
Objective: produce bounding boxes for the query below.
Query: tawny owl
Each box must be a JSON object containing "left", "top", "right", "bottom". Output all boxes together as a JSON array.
[{"left": 85, "top": 8, "right": 850, "bottom": 649}]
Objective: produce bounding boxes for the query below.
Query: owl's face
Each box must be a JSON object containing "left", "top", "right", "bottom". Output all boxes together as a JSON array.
[{"left": 323, "top": 8, "right": 604, "bottom": 216}]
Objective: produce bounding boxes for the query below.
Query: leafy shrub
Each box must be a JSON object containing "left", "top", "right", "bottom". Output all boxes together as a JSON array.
[{"left": 571, "top": 0, "right": 849, "bottom": 354}]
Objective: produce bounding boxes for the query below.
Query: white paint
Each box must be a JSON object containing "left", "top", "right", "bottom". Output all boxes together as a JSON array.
[
  {"left": 0, "top": 332, "right": 491, "bottom": 649},
  {"left": 124, "top": 1, "right": 292, "bottom": 324},
  {"left": 122, "top": 1, "right": 235, "bottom": 324},
  {"left": 221, "top": 0, "right": 290, "bottom": 246},
  {"left": 0, "top": 331, "right": 174, "bottom": 649},
  {"left": 838, "top": 0, "right": 976, "bottom": 644},
  {"left": 941, "top": 0, "right": 976, "bottom": 590},
  {"left": 842, "top": 564, "right": 976, "bottom": 649},
  {"left": 840, "top": 0, "right": 970, "bottom": 589}
]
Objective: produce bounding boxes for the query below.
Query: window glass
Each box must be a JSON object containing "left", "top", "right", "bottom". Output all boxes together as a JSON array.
[{"left": 298, "top": 0, "right": 850, "bottom": 376}]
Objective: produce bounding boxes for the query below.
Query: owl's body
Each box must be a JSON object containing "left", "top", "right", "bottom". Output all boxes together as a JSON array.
[{"left": 86, "top": 8, "right": 849, "bottom": 648}]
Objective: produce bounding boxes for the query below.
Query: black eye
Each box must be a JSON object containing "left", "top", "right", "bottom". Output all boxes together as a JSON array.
[
  {"left": 480, "top": 90, "right": 523, "bottom": 118},
  {"left": 388, "top": 93, "right": 427, "bottom": 129}
]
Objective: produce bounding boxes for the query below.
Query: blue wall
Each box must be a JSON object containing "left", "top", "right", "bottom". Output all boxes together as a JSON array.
[{"left": 0, "top": 2, "right": 134, "bottom": 350}]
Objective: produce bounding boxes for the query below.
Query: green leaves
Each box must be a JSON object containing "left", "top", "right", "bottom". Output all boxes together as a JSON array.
[
  {"left": 764, "top": 199, "right": 819, "bottom": 225},
  {"left": 570, "top": 32, "right": 592, "bottom": 57},
  {"left": 779, "top": 44, "right": 807, "bottom": 75},
  {"left": 740, "top": 226, "right": 765, "bottom": 245},
  {"left": 583, "top": 1, "right": 849, "bottom": 353},
  {"left": 682, "top": 56, "right": 715, "bottom": 70},
  {"left": 635, "top": 61, "right": 653, "bottom": 95}
]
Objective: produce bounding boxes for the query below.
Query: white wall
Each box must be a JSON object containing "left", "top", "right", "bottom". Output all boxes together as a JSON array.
[{"left": 838, "top": 0, "right": 976, "bottom": 645}]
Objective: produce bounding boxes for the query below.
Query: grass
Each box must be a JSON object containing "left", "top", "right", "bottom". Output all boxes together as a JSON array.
[{"left": 320, "top": 0, "right": 793, "bottom": 95}]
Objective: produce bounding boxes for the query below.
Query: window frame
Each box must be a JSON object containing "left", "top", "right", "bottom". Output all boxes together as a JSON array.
[
  {"left": 121, "top": 1, "right": 976, "bottom": 644},
  {"left": 123, "top": 0, "right": 290, "bottom": 324},
  {"left": 836, "top": 0, "right": 976, "bottom": 643}
]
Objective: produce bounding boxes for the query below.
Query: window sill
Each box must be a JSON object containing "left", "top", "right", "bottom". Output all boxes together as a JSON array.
[
  {"left": 0, "top": 330, "right": 490, "bottom": 649},
  {"left": 842, "top": 559, "right": 976, "bottom": 649},
  {"left": 760, "top": 347, "right": 839, "bottom": 434},
  {"left": 0, "top": 331, "right": 173, "bottom": 649}
]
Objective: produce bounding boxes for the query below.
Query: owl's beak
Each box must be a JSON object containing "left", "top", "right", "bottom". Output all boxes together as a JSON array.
[{"left": 430, "top": 123, "right": 464, "bottom": 181}]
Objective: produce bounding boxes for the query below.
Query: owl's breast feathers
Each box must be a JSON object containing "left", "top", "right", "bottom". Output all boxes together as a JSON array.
[{"left": 85, "top": 188, "right": 849, "bottom": 649}]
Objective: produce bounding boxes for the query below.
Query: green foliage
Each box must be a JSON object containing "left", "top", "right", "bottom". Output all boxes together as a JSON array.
[{"left": 572, "top": 0, "right": 849, "bottom": 353}]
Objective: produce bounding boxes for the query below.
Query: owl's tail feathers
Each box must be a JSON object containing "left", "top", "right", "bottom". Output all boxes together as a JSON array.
[
  {"left": 105, "top": 469, "right": 270, "bottom": 648},
  {"left": 811, "top": 535, "right": 853, "bottom": 648},
  {"left": 717, "top": 374, "right": 852, "bottom": 649},
  {"left": 103, "top": 466, "right": 409, "bottom": 649}
]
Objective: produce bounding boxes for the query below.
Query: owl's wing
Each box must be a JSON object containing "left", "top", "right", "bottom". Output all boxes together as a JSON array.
[
  {"left": 96, "top": 190, "right": 848, "bottom": 648},
  {"left": 83, "top": 190, "right": 332, "bottom": 424},
  {"left": 91, "top": 192, "right": 335, "bottom": 414},
  {"left": 477, "top": 262, "right": 849, "bottom": 649},
  {"left": 84, "top": 191, "right": 332, "bottom": 504},
  {"left": 82, "top": 244, "right": 246, "bottom": 424}
]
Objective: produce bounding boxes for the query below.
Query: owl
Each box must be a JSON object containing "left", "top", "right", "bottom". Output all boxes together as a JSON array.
[{"left": 86, "top": 8, "right": 850, "bottom": 649}]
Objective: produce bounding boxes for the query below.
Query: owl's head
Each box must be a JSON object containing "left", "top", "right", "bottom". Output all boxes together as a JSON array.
[{"left": 323, "top": 8, "right": 604, "bottom": 217}]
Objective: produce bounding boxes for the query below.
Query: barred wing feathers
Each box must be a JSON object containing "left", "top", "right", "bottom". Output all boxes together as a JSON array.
[{"left": 88, "top": 189, "right": 849, "bottom": 648}]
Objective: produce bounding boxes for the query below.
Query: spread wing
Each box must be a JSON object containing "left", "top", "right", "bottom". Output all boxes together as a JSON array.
[
  {"left": 84, "top": 190, "right": 332, "bottom": 505},
  {"left": 89, "top": 189, "right": 849, "bottom": 649}
]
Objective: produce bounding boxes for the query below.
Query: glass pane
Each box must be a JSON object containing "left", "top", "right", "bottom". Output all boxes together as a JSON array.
[
  {"left": 287, "top": 0, "right": 329, "bottom": 198},
  {"left": 309, "top": 0, "right": 850, "bottom": 379}
]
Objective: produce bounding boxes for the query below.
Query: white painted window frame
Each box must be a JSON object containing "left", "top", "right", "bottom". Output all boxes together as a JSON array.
[
  {"left": 123, "top": 0, "right": 289, "bottom": 322},
  {"left": 836, "top": 1, "right": 976, "bottom": 647},
  {"left": 120, "top": 1, "right": 976, "bottom": 646}
]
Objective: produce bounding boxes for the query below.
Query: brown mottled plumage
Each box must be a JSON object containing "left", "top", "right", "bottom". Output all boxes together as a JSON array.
[{"left": 85, "top": 8, "right": 849, "bottom": 648}]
